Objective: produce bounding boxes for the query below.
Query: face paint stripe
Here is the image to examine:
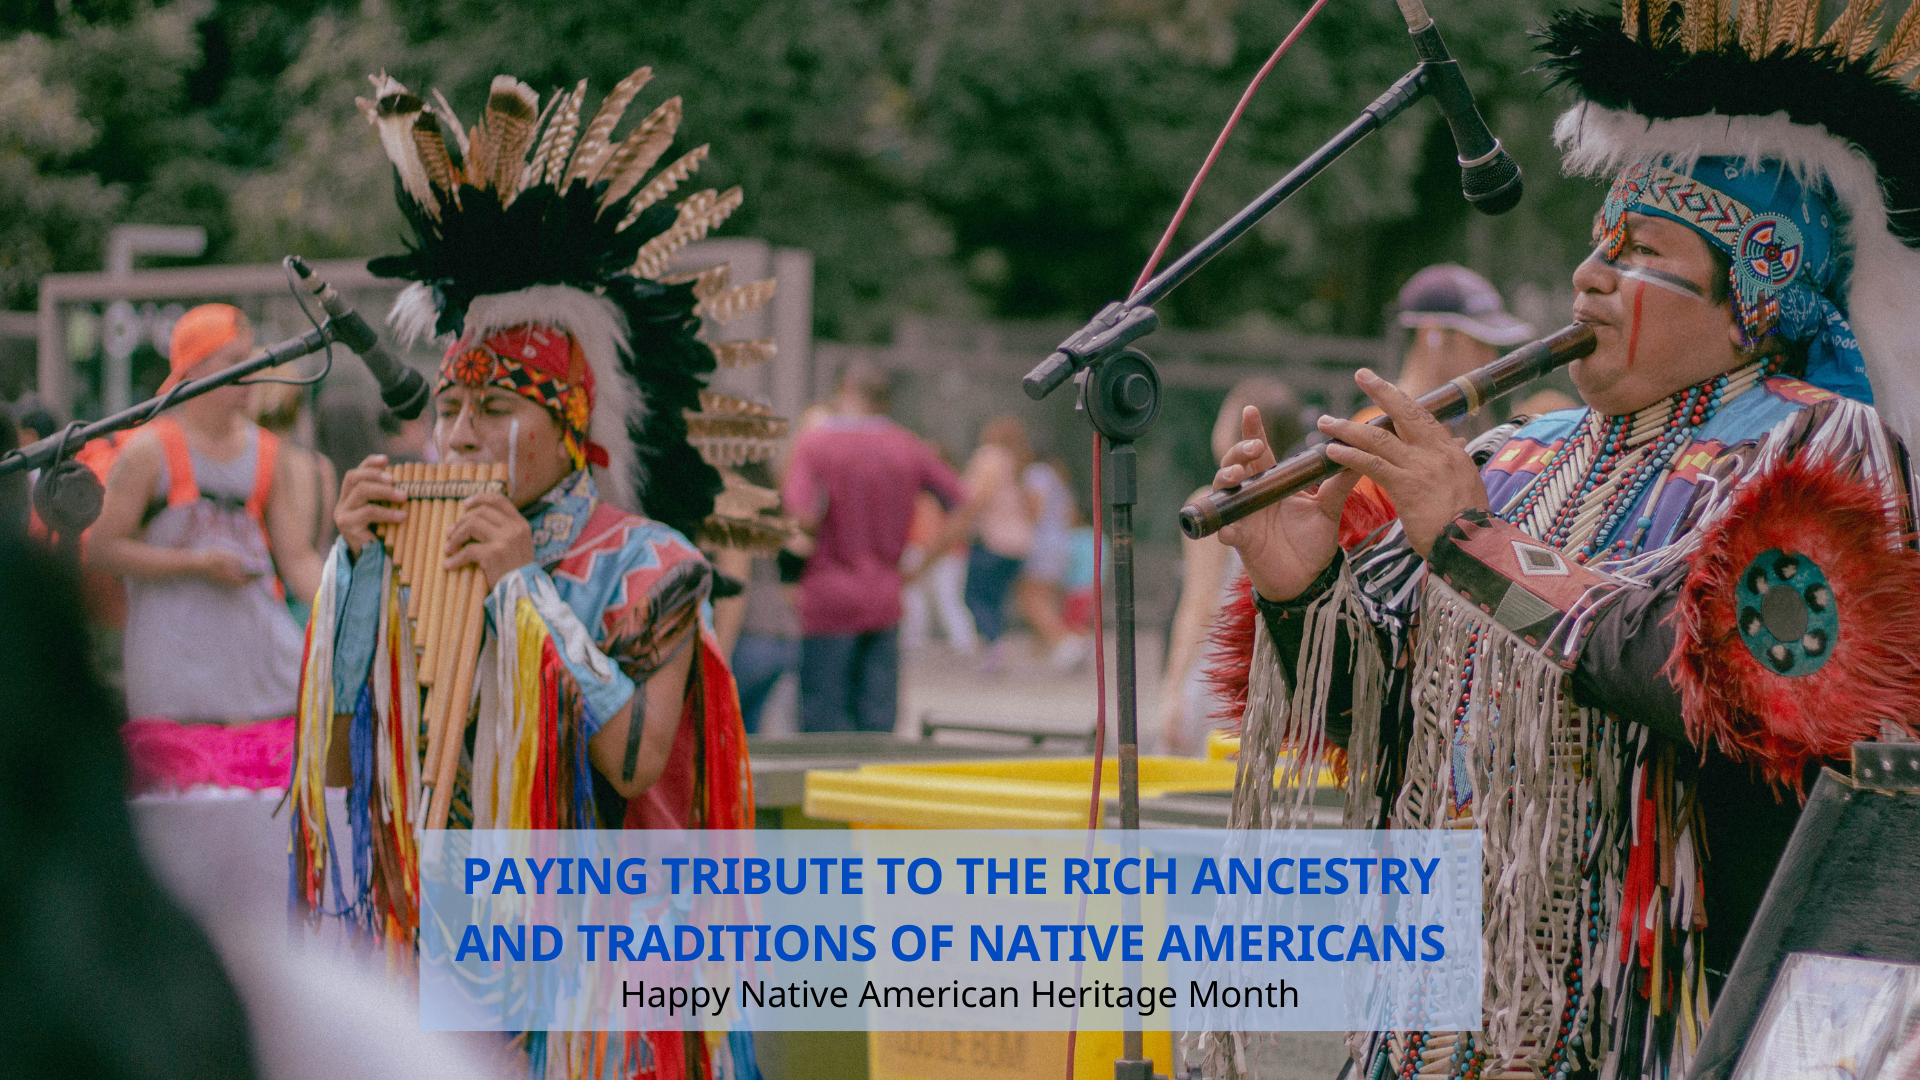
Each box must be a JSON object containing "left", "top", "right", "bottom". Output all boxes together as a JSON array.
[
  {"left": 1626, "top": 280, "right": 1646, "bottom": 370},
  {"left": 1617, "top": 265, "right": 1708, "bottom": 301}
]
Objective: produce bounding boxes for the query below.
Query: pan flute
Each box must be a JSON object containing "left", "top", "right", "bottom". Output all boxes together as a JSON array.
[{"left": 375, "top": 462, "right": 509, "bottom": 829}]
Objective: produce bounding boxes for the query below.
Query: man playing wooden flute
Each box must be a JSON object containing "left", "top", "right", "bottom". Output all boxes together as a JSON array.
[
  {"left": 290, "top": 66, "right": 789, "bottom": 1080},
  {"left": 1201, "top": 2, "right": 1920, "bottom": 1076}
]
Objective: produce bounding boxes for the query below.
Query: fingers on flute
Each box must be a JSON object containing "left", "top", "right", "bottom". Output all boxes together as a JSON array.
[
  {"left": 443, "top": 542, "right": 482, "bottom": 570},
  {"left": 1213, "top": 458, "right": 1262, "bottom": 492},
  {"left": 1317, "top": 468, "right": 1364, "bottom": 508},
  {"left": 1322, "top": 439, "right": 1397, "bottom": 483},
  {"left": 1317, "top": 414, "right": 1409, "bottom": 467},
  {"left": 1239, "top": 405, "right": 1269, "bottom": 444},
  {"left": 1218, "top": 436, "right": 1273, "bottom": 470},
  {"left": 343, "top": 470, "right": 405, "bottom": 504},
  {"left": 443, "top": 505, "right": 513, "bottom": 556},
  {"left": 1355, "top": 369, "right": 1448, "bottom": 444}
]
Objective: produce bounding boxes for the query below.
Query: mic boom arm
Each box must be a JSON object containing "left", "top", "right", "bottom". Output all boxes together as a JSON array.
[
  {"left": 1023, "top": 63, "right": 1435, "bottom": 400},
  {"left": 1026, "top": 2, "right": 1523, "bottom": 400},
  {"left": 0, "top": 322, "right": 334, "bottom": 479},
  {"left": 0, "top": 258, "right": 428, "bottom": 480}
]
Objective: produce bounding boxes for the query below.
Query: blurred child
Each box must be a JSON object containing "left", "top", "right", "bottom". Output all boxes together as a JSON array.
[
  {"left": 900, "top": 487, "right": 979, "bottom": 653},
  {"left": 1015, "top": 458, "right": 1088, "bottom": 670}
]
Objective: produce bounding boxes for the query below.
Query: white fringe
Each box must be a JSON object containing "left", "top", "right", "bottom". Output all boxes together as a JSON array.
[
  {"left": 1394, "top": 577, "right": 1596, "bottom": 1070},
  {"left": 1229, "top": 569, "right": 1385, "bottom": 833},
  {"left": 1202, "top": 569, "right": 1386, "bottom": 1080}
]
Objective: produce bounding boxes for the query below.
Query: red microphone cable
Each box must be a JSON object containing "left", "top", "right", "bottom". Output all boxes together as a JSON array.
[{"left": 1065, "top": 2, "right": 1332, "bottom": 1075}]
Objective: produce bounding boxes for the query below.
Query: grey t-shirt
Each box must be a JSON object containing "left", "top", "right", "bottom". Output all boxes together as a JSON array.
[{"left": 122, "top": 427, "right": 304, "bottom": 723}]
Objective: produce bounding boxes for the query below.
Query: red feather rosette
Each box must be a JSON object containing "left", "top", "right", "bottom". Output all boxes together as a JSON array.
[{"left": 1666, "top": 453, "right": 1920, "bottom": 788}]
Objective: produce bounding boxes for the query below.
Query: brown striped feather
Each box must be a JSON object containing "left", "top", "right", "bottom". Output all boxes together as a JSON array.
[
  {"left": 617, "top": 145, "right": 710, "bottom": 230},
  {"left": 596, "top": 97, "right": 683, "bottom": 210},
  {"left": 706, "top": 339, "right": 778, "bottom": 368},
  {"left": 563, "top": 67, "right": 653, "bottom": 188},
  {"left": 696, "top": 278, "right": 777, "bottom": 325}
]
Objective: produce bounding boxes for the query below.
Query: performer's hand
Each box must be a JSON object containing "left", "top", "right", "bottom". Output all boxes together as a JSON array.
[
  {"left": 1215, "top": 406, "right": 1362, "bottom": 602},
  {"left": 195, "top": 548, "right": 259, "bottom": 587},
  {"left": 1316, "top": 369, "right": 1490, "bottom": 560},
  {"left": 335, "top": 454, "right": 408, "bottom": 557},
  {"left": 444, "top": 492, "right": 537, "bottom": 589}
]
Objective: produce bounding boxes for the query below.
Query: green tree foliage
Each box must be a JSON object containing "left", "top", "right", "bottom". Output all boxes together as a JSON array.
[
  {"left": 2, "top": 0, "right": 1605, "bottom": 338},
  {"left": 0, "top": 31, "right": 120, "bottom": 310}
]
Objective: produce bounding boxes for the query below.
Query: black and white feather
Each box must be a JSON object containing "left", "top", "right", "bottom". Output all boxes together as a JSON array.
[{"left": 358, "top": 69, "right": 776, "bottom": 544}]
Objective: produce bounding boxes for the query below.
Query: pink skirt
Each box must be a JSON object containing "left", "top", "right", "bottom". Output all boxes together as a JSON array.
[{"left": 123, "top": 716, "right": 296, "bottom": 794}]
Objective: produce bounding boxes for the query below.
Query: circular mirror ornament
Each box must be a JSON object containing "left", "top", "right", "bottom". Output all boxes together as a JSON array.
[{"left": 1736, "top": 548, "right": 1837, "bottom": 677}]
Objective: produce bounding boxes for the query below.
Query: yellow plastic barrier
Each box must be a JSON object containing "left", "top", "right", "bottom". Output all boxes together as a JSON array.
[
  {"left": 800, "top": 757, "right": 1202, "bottom": 1080},
  {"left": 802, "top": 756, "right": 1239, "bottom": 830},
  {"left": 1206, "top": 730, "right": 1239, "bottom": 761},
  {"left": 870, "top": 1028, "right": 1173, "bottom": 1080}
]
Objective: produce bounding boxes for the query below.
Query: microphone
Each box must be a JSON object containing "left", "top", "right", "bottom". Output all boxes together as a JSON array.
[
  {"left": 285, "top": 256, "right": 430, "bottom": 420},
  {"left": 1395, "top": 0, "right": 1522, "bottom": 215}
]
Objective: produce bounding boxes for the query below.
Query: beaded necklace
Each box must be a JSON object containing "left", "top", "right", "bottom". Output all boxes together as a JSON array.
[{"left": 1498, "top": 358, "right": 1777, "bottom": 564}]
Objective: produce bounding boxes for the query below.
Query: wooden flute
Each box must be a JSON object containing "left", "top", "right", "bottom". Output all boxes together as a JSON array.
[{"left": 1178, "top": 322, "right": 1597, "bottom": 540}]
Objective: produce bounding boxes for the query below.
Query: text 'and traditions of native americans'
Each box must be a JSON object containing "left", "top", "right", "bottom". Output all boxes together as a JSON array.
[{"left": 417, "top": 829, "right": 1481, "bottom": 1032}]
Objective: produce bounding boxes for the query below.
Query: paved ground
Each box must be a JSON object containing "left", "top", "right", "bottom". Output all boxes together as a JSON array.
[{"left": 753, "top": 629, "right": 1172, "bottom": 750}]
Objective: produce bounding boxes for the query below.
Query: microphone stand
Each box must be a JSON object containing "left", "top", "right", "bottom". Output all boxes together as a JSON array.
[
  {"left": 1020, "top": 17, "right": 1500, "bottom": 1080},
  {"left": 1, "top": 309, "right": 359, "bottom": 554},
  {"left": 1021, "top": 63, "right": 1434, "bottom": 402}
]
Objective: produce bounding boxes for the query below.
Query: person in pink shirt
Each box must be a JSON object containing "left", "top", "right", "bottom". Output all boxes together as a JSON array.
[{"left": 782, "top": 365, "right": 966, "bottom": 731}]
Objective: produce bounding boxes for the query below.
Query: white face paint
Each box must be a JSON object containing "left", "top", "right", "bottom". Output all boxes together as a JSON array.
[
  {"left": 1616, "top": 264, "right": 1711, "bottom": 302},
  {"left": 1585, "top": 245, "right": 1711, "bottom": 303},
  {"left": 508, "top": 417, "right": 520, "bottom": 499}
]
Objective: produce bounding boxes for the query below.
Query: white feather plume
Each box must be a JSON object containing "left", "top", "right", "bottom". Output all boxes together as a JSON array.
[
  {"left": 387, "top": 282, "right": 443, "bottom": 347},
  {"left": 1556, "top": 102, "right": 1920, "bottom": 449}
]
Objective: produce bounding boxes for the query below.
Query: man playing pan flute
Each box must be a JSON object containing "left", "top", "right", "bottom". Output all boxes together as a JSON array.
[
  {"left": 1202, "top": 0, "right": 1920, "bottom": 1076},
  {"left": 289, "top": 66, "right": 792, "bottom": 1080}
]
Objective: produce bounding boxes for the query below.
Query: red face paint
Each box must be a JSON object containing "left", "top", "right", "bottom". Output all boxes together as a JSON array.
[{"left": 1624, "top": 280, "right": 1646, "bottom": 370}]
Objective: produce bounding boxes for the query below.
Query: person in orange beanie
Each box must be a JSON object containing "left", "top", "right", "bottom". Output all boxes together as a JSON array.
[{"left": 89, "top": 304, "right": 322, "bottom": 744}]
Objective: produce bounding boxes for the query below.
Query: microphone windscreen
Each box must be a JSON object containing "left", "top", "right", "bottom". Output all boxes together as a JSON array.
[{"left": 1463, "top": 154, "right": 1522, "bottom": 215}]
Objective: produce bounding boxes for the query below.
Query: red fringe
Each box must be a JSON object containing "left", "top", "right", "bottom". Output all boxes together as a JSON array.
[
  {"left": 1200, "top": 480, "right": 1402, "bottom": 737},
  {"left": 698, "top": 633, "right": 755, "bottom": 830},
  {"left": 1666, "top": 453, "right": 1920, "bottom": 789},
  {"left": 533, "top": 638, "right": 565, "bottom": 829},
  {"left": 1202, "top": 575, "right": 1258, "bottom": 731},
  {"left": 1198, "top": 572, "right": 1349, "bottom": 780}
]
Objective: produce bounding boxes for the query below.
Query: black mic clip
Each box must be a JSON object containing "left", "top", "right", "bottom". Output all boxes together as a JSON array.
[
  {"left": 1022, "top": 302, "right": 1160, "bottom": 401},
  {"left": 285, "top": 256, "right": 431, "bottom": 420}
]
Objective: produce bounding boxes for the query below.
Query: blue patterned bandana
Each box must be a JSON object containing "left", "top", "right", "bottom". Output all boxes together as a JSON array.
[{"left": 1601, "top": 157, "right": 1871, "bottom": 403}]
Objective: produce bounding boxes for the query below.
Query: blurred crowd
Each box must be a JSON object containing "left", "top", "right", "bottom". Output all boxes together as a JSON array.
[
  {"left": 0, "top": 265, "right": 1570, "bottom": 767},
  {"left": 717, "top": 362, "right": 1103, "bottom": 738}
]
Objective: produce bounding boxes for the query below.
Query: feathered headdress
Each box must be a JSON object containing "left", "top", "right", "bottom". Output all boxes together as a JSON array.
[
  {"left": 1540, "top": 0, "right": 1920, "bottom": 446},
  {"left": 355, "top": 69, "right": 792, "bottom": 548}
]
